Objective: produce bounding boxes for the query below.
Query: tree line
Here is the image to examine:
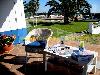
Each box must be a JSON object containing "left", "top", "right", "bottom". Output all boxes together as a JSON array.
[{"left": 24, "top": 0, "right": 91, "bottom": 24}]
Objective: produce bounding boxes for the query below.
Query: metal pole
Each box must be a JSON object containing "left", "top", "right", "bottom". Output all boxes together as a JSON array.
[{"left": 35, "top": 0, "right": 37, "bottom": 27}]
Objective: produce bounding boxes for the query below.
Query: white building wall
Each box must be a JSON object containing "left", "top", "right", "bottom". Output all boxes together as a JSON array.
[
  {"left": 89, "top": 23, "right": 100, "bottom": 34},
  {"left": 0, "top": 0, "right": 26, "bottom": 32}
]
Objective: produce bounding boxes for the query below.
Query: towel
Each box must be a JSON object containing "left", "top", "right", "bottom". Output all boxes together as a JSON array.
[{"left": 71, "top": 50, "right": 94, "bottom": 62}]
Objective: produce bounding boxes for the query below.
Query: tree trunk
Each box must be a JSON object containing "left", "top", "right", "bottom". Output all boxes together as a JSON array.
[{"left": 64, "top": 13, "right": 69, "bottom": 24}]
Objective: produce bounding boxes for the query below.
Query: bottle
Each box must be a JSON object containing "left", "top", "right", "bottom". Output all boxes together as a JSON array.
[{"left": 79, "top": 41, "right": 84, "bottom": 51}]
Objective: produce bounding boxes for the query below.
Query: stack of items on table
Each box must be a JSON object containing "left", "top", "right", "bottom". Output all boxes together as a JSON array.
[{"left": 71, "top": 50, "right": 94, "bottom": 62}]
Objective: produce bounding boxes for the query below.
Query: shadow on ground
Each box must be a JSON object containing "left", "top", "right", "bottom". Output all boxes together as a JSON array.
[
  {"left": 0, "top": 54, "right": 66, "bottom": 75},
  {"left": 0, "top": 63, "right": 16, "bottom": 75},
  {"left": 31, "top": 22, "right": 73, "bottom": 26},
  {"left": 0, "top": 54, "right": 27, "bottom": 65},
  {"left": 17, "top": 61, "right": 66, "bottom": 75}
]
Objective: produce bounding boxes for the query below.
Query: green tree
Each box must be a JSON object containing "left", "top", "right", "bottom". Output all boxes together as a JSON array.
[
  {"left": 24, "top": 0, "right": 39, "bottom": 17},
  {"left": 45, "top": 0, "right": 91, "bottom": 24}
]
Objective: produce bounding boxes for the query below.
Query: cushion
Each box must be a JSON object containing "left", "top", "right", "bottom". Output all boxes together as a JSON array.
[
  {"left": 27, "top": 41, "right": 41, "bottom": 46},
  {"left": 38, "top": 40, "right": 47, "bottom": 48}
]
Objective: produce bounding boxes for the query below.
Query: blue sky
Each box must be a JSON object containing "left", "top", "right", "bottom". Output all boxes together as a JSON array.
[
  {"left": 88, "top": 0, "right": 100, "bottom": 13},
  {"left": 24, "top": 0, "right": 100, "bottom": 13}
]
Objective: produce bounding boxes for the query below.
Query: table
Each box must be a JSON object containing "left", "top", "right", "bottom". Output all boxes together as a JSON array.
[{"left": 43, "top": 44, "right": 98, "bottom": 75}]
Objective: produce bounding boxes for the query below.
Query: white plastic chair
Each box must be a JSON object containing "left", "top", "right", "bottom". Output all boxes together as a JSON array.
[{"left": 24, "top": 28, "right": 53, "bottom": 63}]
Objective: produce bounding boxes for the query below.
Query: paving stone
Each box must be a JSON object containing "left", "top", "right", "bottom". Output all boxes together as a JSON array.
[{"left": 0, "top": 43, "right": 100, "bottom": 75}]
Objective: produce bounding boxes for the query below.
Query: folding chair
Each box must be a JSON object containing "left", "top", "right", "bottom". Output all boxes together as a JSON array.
[{"left": 24, "top": 28, "right": 53, "bottom": 63}]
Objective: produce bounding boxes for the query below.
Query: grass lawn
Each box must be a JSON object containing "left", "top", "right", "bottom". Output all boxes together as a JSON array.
[
  {"left": 27, "top": 21, "right": 89, "bottom": 37},
  {"left": 26, "top": 20, "right": 100, "bottom": 45}
]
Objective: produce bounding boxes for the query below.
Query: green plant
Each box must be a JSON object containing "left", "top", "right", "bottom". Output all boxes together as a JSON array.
[
  {"left": 0, "top": 34, "right": 16, "bottom": 50},
  {"left": 79, "top": 41, "right": 84, "bottom": 48}
]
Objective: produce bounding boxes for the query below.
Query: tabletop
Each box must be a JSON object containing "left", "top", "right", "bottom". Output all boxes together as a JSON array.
[{"left": 44, "top": 44, "right": 98, "bottom": 64}]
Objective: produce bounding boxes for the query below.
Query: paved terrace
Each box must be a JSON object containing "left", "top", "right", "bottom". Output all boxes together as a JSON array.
[{"left": 0, "top": 41, "right": 100, "bottom": 75}]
